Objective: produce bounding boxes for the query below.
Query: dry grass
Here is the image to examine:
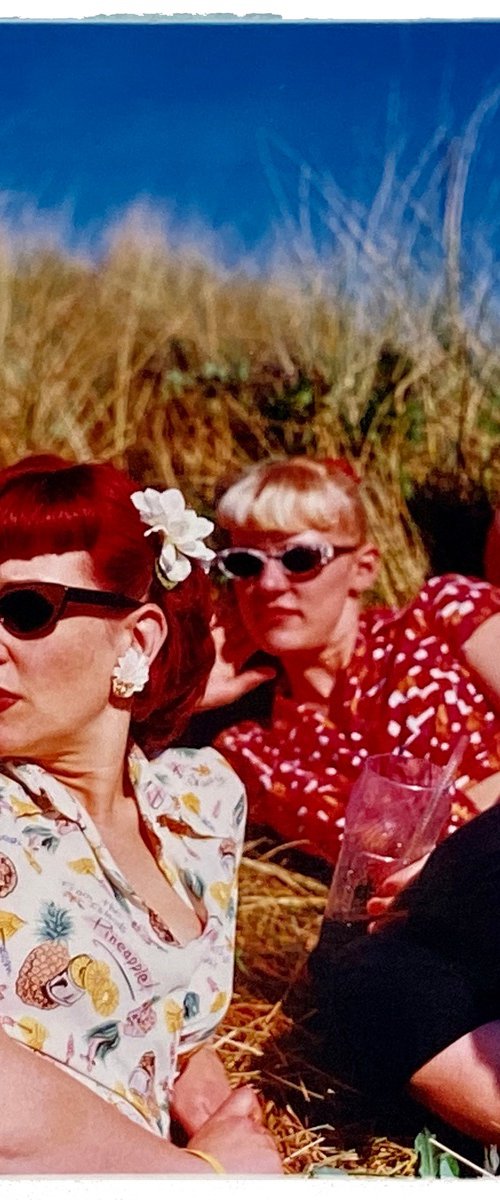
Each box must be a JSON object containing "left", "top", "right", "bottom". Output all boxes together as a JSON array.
[
  {"left": 218, "top": 844, "right": 419, "bottom": 1176},
  {"left": 1, "top": 150, "right": 500, "bottom": 604},
  {"left": 2, "top": 136, "right": 498, "bottom": 1172}
]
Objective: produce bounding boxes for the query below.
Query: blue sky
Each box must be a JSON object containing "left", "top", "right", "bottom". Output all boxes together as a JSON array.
[{"left": 1, "top": 22, "right": 500, "bottom": 256}]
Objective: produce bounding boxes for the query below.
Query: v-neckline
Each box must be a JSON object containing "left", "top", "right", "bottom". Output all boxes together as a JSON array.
[{"left": 4, "top": 755, "right": 207, "bottom": 949}]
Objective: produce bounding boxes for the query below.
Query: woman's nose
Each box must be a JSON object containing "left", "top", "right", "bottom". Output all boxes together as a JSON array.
[{"left": 257, "top": 557, "right": 288, "bottom": 590}]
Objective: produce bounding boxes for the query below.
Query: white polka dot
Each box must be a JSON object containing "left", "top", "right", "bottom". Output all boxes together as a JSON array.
[
  {"left": 335, "top": 817, "right": 345, "bottom": 828},
  {"left": 430, "top": 737, "right": 438, "bottom": 747},
  {"left": 351, "top": 731, "right": 363, "bottom": 742},
  {"left": 408, "top": 683, "right": 439, "bottom": 701},
  {"left": 388, "top": 690, "right": 405, "bottom": 708},
  {"left": 359, "top": 748, "right": 368, "bottom": 758},
  {"left": 395, "top": 652, "right": 406, "bottom": 664},
  {"left": 297, "top": 806, "right": 308, "bottom": 817},
  {"left": 317, "top": 810, "right": 329, "bottom": 822},
  {"left": 450, "top": 722, "right": 461, "bottom": 733},
  {"left": 470, "top": 731, "right": 481, "bottom": 745},
  {"left": 414, "top": 649, "right": 428, "bottom": 660},
  {"left": 404, "top": 628, "right": 417, "bottom": 640},
  {"left": 388, "top": 720, "right": 401, "bottom": 737},
  {"left": 352, "top": 756, "right": 361, "bottom": 767},
  {"left": 373, "top": 647, "right": 385, "bottom": 660}
]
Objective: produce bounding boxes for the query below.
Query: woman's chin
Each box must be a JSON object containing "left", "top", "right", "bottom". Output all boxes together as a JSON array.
[{"left": 259, "top": 629, "right": 306, "bottom": 655}]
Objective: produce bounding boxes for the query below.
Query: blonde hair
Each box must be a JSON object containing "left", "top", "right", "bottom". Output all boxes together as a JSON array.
[{"left": 217, "top": 457, "right": 367, "bottom": 541}]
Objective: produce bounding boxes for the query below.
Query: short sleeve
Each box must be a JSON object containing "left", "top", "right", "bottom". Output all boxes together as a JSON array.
[
  {"left": 148, "top": 744, "right": 247, "bottom": 845},
  {"left": 410, "top": 574, "right": 500, "bottom": 648}
]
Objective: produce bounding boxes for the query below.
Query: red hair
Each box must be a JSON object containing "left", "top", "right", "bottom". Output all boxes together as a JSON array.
[{"left": 0, "top": 455, "right": 215, "bottom": 754}]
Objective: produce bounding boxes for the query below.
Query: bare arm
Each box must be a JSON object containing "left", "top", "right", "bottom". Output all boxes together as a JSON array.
[
  {"left": 409, "top": 1020, "right": 500, "bottom": 1143},
  {"left": 0, "top": 1028, "right": 203, "bottom": 1175},
  {"left": 170, "top": 1045, "right": 232, "bottom": 1136},
  {"left": 0, "top": 1030, "right": 282, "bottom": 1175},
  {"left": 463, "top": 612, "right": 500, "bottom": 709}
]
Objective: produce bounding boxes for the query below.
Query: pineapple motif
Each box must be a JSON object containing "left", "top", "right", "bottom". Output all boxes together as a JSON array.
[
  {"left": 15, "top": 902, "right": 73, "bottom": 1009},
  {"left": 0, "top": 855, "right": 17, "bottom": 898}
]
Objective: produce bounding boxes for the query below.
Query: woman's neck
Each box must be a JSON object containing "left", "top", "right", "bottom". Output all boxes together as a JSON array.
[
  {"left": 281, "top": 607, "right": 360, "bottom": 704},
  {"left": 33, "top": 713, "right": 132, "bottom": 822}
]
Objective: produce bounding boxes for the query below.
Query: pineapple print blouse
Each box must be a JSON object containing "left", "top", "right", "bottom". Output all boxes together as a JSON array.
[{"left": 0, "top": 744, "right": 246, "bottom": 1138}]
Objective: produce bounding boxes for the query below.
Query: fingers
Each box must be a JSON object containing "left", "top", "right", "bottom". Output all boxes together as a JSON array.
[
  {"left": 368, "top": 908, "right": 407, "bottom": 934},
  {"left": 237, "top": 667, "right": 277, "bottom": 695},
  {"left": 375, "top": 852, "right": 431, "bottom": 898},
  {"left": 366, "top": 895, "right": 393, "bottom": 917},
  {"left": 215, "top": 1086, "right": 262, "bottom": 1121},
  {"left": 198, "top": 665, "right": 277, "bottom": 710}
]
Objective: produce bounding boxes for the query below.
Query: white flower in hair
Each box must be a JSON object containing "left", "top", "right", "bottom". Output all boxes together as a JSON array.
[{"left": 131, "top": 487, "right": 215, "bottom": 585}]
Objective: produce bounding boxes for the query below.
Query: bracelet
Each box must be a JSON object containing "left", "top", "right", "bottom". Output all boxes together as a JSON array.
[{"left": 185, "top": 1149, "right": 226, "bottom": 1174}]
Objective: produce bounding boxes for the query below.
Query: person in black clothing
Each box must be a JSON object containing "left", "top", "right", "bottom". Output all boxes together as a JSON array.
[{"left": 309, "top": 801, "right": 500, "bottom": 1144}]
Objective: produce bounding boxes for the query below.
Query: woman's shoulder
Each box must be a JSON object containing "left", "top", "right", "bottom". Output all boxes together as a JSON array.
[
  {"left": 0, "top": 768, "right": 41, "bottom": 825},
  {"left": 367, "top": 573, "right": 500, "bottom": 636},
  {"left": 139, "top": 744, "right": 247, "bottom": 836},
  {"left": 152, "top": 743, "right": 244, "bottom": 783}
]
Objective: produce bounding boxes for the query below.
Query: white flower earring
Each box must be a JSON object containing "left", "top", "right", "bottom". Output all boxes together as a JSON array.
[{"left": 111, "top": 647, "right": 150, "bottom": 699}]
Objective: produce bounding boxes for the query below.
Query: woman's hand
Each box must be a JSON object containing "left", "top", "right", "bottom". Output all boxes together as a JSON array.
[
  {"left": 367, "top": 853, "right": 430, "bottom": 932},
  {"left": 197, "top": 617, "right": 277, "bottom": 711},
  {"left": 170, "top": 1045, "right": 232, "bottom": 1137},
  {"left": 187, "top": 1085, "right": 283, "bottom": 1174}
]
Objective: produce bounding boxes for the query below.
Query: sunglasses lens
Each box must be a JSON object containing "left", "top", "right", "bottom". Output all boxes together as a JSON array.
[
  {"left": 281, "top": 546, "right": 324, "bottom": 574},
  {"left": 0, "top": 589, "right": 56, "bottom": 636},
  {"left": 219, "top": 551, "right": 264, "bottom": 579}
]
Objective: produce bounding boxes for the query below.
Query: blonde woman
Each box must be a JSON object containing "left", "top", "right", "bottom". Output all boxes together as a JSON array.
[{"left": 196, "top": 456, "right": 500, "bottom": 863}]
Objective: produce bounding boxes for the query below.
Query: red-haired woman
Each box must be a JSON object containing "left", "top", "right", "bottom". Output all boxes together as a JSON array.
[{"left": 0, "top": 455, "right": 281, "bottom": 1176}]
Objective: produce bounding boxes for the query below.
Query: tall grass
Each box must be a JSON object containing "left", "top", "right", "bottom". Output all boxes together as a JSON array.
[{"left": 2, "top": 114, "right": 500, "bottom": 605}]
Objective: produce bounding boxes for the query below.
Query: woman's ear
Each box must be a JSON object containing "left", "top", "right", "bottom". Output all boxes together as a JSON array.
[
  {"left": 350, "top": 543, "right": 381, "bottom": 595},
  {"left": 124, "top": 604, "right": 168, "bottom": 668}
]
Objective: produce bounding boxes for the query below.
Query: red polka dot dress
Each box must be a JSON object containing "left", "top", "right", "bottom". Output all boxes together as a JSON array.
[{"left": 216, "top": 575, "right": 500, "bottom": 864}]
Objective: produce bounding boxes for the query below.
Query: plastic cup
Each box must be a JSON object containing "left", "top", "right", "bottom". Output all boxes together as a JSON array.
[{"left": 324, "top": 753, "right": 451, "bottom": 925}]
